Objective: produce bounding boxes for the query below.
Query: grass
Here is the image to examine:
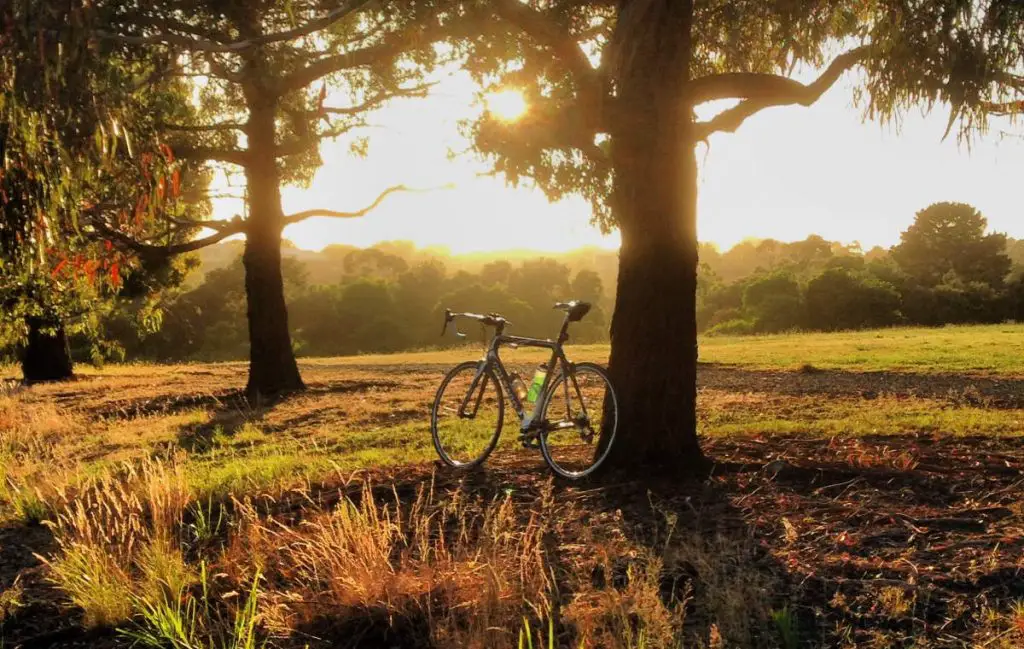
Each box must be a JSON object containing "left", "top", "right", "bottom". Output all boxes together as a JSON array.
[
  {"left": 301, "top": 322, "right": 1024, "bottom": 375},
  {"left": 1, "top": 323, "right": 1023, "bottom": 647}
]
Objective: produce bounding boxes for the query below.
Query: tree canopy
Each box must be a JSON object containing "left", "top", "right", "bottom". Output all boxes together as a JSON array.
[
  {"left": 892, "top": 201, "right": 1011, "bottom": 287},
  {"left": 0, "top": 0, "right": 203, "bottom": 380}
]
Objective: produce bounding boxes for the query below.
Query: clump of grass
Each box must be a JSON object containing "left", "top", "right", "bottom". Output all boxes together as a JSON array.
[
  {"left": 877, "top": 586, "right": 913, "bottom": 617},
  {"left": 187, "top": 496, "right": 226, "bottom": 551},
  {"left": 771, "top": 606, "right": 798, "bottom": 649},
  {"left": 0, "top": 576, "right": 24, "bottom": 624},
  {"left": 227, "top": 480, "right": 552, "bottom": 645},
  {"left": 42, "top": 458, "right": 193, "bottom": 627},
  {"left": 11, "top": 485, "right": 50, "bottom": 525},
  {"left": 121, "top": 564, "right": 265, "bottom": 649},
  {"left": 44, "top": 542, "right": 135, "bottom": 627},
  {"left": 1011, "top": 600, "right": 1024, "bottom": 640}
]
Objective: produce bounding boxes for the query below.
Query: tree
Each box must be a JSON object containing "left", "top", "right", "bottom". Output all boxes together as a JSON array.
[
  {"left": 456, "top": 0, "right": 1024, "bottom": 473},
  {"left": 892, "top": 202, "right": 1011, "bottom": 288},
  {"left": 85, "top": 0, "right": 447, "bottom": 399},
  {"left": 0, "top": 0, "right": 202, "bottom": 383}
]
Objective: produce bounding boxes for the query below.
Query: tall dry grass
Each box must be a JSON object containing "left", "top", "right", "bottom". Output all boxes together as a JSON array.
[{"left": 34, "top": 455, "right": 777, "bottom": 648}]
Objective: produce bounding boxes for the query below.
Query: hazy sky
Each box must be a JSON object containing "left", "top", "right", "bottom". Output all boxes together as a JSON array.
[{"left": 211, "top": 69, "right": 1023, "bottom": 254}]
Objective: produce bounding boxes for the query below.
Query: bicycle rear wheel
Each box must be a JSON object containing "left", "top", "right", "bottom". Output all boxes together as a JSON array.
[
  {"left": 539, "top": 362, "right": 618, "bottom": 479},
  {"left": 431, "top": 361, "right": 504, "bottom": 468}
]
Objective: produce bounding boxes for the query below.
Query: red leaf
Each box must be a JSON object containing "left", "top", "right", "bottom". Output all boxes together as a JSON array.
[
  {"left": 171, "top": 169, "right": 181, "bottom": 198},
  {"left": 110, "top": 262, "right": 121, "bottom": 288},
  {"left": 159, "top": 143, "right": 174, "bottom": 163},
  {"left": 51, "top": 259, "right": 67, "bottom": 278}
]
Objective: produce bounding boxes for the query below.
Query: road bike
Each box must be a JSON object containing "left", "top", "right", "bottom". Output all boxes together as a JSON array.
[{"left": 430, "top": 300, "right": 618, "bottom": 479}]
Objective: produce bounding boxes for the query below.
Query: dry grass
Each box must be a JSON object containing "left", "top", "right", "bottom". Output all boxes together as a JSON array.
[{"left": 29, "top": 454, "right": 751, "bottom": 648}]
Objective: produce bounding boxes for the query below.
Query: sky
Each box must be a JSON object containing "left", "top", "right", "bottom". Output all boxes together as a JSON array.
[{"left": 210, "top": 69, "right": 1023, "bottom": 255}]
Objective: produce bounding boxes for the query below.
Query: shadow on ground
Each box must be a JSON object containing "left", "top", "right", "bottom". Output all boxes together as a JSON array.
[{"left": 700, "top": 363, "right": 1024, "bottom": 408}]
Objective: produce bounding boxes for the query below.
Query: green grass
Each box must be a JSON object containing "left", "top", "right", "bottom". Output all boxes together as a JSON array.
[
  {"left": 312, "top": 323, "right": 1024, "bottom": 375},
  {"left": 699, "top": 324, "right": 1024, "bottom": 374}
]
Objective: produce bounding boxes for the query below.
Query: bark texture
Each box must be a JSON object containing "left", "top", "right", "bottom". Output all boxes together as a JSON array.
[
  {"left": 601, "top": 0, "right": 706, "bottom": 474},
  {"left": 241, "top": 98, "right": 304, "bottom": 400}
]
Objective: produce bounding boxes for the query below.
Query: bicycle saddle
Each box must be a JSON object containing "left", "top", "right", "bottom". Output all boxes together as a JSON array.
[{"left": 553, "top": 300, "right": 592, "bottom": 322}]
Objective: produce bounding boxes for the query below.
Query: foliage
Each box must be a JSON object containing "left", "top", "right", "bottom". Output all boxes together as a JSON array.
[
  {"left": 804, "top": 269, "right": 902, "bottom": 331},
  {"left": 700, "top": 203, "right": 1019, "bottom": 336},
  {"left": 892, "top": 202, "right": 1011, "bottom": 288},
  {"left": 0, "top": 0, "right": 205, "bottom": 370},
  {"left": 742, "top": 273, "right": 804, "bottom": 333},
  {"left": 121, "top": 248, "right": 609, "bottom": 361},
  {"left": 32, "top": 192, "right": 1024, "bottom": 362}
]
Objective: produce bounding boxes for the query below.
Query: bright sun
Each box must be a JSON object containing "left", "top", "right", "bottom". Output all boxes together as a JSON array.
[{"left": 485, "top": 89, "right": 528, "bottom": 121}]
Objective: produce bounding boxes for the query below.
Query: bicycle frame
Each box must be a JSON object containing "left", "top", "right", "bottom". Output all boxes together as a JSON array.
[{"left": 458, "top": 317, "right": 591, "bottom": 438}]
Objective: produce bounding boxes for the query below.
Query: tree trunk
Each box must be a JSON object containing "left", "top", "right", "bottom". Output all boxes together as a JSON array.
[
  {"left": 600, "top": 0, "right": 707, "bottom": 474},
  {"left": 242, "top": 101, "right": 304, "bottom": 400},
  {"left": 21, "top": 316, "right": 74, "bottom": 384}
]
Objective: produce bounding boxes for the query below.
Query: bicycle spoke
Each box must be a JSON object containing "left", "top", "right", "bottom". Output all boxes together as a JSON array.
[
  {"left": 539, "top": 363, "right": 617, "bottom": 479},
  {"left": 431, "top": 363, "right": 503, "bottom": 467}
]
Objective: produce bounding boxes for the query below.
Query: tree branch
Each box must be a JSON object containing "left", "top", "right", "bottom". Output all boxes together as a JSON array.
[
  {"left": 160, "top": 121, "right": 246, "bottom": 133},
  {"left": 276, "top": 39, "right": 407, "bottom": 96},
  {"left": 88, "top": 215, "right": 246, "bottom": 257},
  {"left": 171, "top": 144, "right": 250, "bottom": 166},
  {"left": 492, "top": 0, "right": 603, "bottom": 105},
  {"left": 322, "top": 82, "right": 435, "bottom": 115},
  {"left": 981, "top": 99, "right": 1024, "bottom": 115},
  {"left": 693, "top": 47, "right": 868, "bottom": 139},
  {"left": 96, "top": 0, "right": 374, "bottom": 54},
  {"left": 282, "top": 184, "right": 449, "bottom": 226}
]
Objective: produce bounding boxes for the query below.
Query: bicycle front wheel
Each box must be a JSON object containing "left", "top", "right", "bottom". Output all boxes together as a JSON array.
[
  {"left": 539, "top": 362, "right": 618, "bottom": 479},
  {"left": 431, "top": 361, "right": 504, "bottom": 468}
]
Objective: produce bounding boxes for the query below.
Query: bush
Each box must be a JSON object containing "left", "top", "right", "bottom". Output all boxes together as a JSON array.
[
  {"left": 804, "top": 269, "right": 902, "bottom": 331},
  {"left": 706, "top": 318, "right": 757, "bottom": 336},
  {"left": 742, "top": 273, "right": 804, "bottom": 333},
  {"left": 902, "top": 277, "right": 1007, "bottom": 326}
]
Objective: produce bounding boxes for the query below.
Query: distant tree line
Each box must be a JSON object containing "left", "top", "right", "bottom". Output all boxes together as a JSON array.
[
  {"left": 6, "top": 201, "right": 1020, "bottom": 365},
  {"left": 699, "top": 202, "right": 1024, "bottom": 335},
  {"left": 96, "top": 247, "right": 612, "bottom": 362}
]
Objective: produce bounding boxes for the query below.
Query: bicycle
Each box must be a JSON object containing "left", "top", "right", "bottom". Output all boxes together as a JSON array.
[{"left": 430, "top": 300, "right": 618, "bottom": 479}]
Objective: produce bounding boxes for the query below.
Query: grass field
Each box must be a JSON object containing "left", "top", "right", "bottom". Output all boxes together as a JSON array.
[{"left": 1, "top": 325, "right": 1023, "bottom": 647}]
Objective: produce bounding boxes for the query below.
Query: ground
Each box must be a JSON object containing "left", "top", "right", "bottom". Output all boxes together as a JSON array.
[{"left": 1, "top": 325, "right": 1023, "bottom": 648}]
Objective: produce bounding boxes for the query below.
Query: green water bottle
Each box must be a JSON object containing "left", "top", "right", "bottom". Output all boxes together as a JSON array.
[{"left": 526, "top": 363, "right": 547, "bottom": 403}]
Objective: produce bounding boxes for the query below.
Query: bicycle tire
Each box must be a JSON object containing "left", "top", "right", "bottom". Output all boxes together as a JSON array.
[
  {"left": 539, "top": 362, "right": 618, "bottom": 479},
  {"left": 431, "top": 361, "right": 504, "bottom": 468}
]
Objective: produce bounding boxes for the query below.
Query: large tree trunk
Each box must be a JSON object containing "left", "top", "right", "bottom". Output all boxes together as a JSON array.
[
  {"left": 21, "top": 316, "right": 74, "bottom": 384},
  {"left": 600, "top": 0, "right": 706, "bottom": 474},
  {"left": 242, "top": 102, "right": 304, "bottom": 400}
]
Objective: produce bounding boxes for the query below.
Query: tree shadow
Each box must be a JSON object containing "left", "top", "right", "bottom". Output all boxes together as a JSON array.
[
  {"left": 175, "top": 406, "right": 260, "bottom": 454},
  {"left": 89, "top": 387, "right": 249, "bottom": 420},
  {"left": 700, "top": 364, "right": 1024, "bottom": 408}
]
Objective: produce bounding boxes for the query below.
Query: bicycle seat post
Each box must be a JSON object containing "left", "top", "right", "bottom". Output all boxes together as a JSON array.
[{"left": 557, "top": 312, "right": 571, "bottom": 345}]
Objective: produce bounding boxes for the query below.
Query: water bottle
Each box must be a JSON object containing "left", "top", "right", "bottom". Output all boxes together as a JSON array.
[
  {"left": 526, "top": 363, "right": 547, "bottom": 403},
  {"left": 510, "top": 373, "right": 528, "bottom": 403}
]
